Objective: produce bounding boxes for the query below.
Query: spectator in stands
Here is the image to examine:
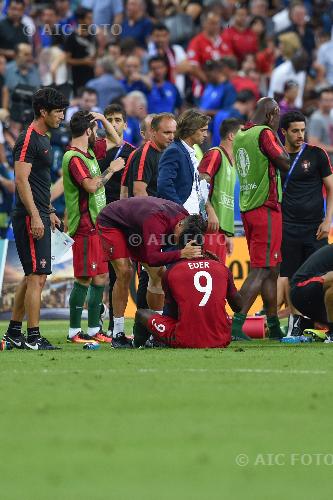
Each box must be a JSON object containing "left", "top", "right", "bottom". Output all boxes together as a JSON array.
[
  {"left": 39, "top": 34, "right": 68, "bottom": 92},
  {"left": 55, "top": 0, "right": 76, "bottom": 30},
  {"left": 121, "top": 55, "right": 152, "bottom": 94},
  {"left": 211, "top": 89, "right": 256, "bottom": 147},
  {"left": 148, "top": 23, "right": 188, "bottom": 97},
  {"left": 120, "top": 0, "right": 153, "bottom": 49},
  {"left": 0, "top": 55, "right": 9, "bottom": 108},
  {"left": 80, "top": 0, "right": 124, "bottom": 27},
  {"left": 219, "top": 56, "right": 260, "bottom": 101},
  {"left": 65, "top": 87, "right": 100, "bottom": 123},
  {"left": 0, "top": 0, "right": 29, "bottom": 61},
  {"left": 308, "top": 87, "right": 333, "bottom": 163},
  {"left": 187, "top": 11, "right": 233, "bottom": 89},
  {"left": 268, "top": 49, "right": 308, "bottom": 108},
  {"left": 4, "top": 43, "right": 40, "bottom": 112},
  {"left": 279, "top": 81, "right": 300, "bottom": 115},
  {"left": 199, "top": 60, "right": 237, "bottom": 116},
  {"left": 123, "top": 91, "right": 147, "bottom": 146},
  {"left": 64, "top": 7, "right": 96, "bottom": 95},
  {"left": 34, "top": 5, "right": 58, "bottom": 52},
  {"left": 86, "top": 56, "right": 125, "bottom": 111},
  {"left": 249, "top": 0, "right": 274, "bottom": 36},
  {"left": 147, "top": 56, "right": 182, "bottom": 114},
  {"left": 317, "top": 33, "right": 333, "bottom": 86},
  {"left": 222, "top": 5, "right": 258, "bottom": 64},
  {"left": 282, "top": 2, "right": 315, "bottom": 60}
]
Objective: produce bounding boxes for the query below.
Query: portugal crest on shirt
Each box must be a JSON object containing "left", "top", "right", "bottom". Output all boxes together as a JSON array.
[{"left": 301, "top": 160, "right": 311, "bottom": 172}]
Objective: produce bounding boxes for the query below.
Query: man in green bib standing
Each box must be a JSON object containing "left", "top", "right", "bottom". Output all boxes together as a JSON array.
[
  {"left": 62, "top": 111, "right": 124, "bottom": 343},
  {"left": 199, "top": 118, "right": 241, "bottom": 264},
  {"left": 232, "top": 97, "right": 290, "bottom": 340}
]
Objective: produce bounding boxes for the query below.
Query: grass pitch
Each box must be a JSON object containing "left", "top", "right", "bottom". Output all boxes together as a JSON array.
[{"left": 1, "top": 319, "right": 333, "bottom": 500}]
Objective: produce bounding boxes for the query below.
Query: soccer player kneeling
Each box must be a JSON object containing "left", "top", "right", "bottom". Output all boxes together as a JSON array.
[{"left": 133, "top": 217, "right": 243, "bottom": 348}]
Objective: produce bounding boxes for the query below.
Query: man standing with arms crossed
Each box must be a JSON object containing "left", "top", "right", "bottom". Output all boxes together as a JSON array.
[
  {"left": 232, "top": 98, "right": 290, "bottom": 340},
  {"left": 2, "top": 87, "right": 68, "bottom": 350}
]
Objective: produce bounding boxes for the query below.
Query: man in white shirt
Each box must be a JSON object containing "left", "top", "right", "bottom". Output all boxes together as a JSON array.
[{"left": 268, "top": 50, "right": 308, "bottom": 107}]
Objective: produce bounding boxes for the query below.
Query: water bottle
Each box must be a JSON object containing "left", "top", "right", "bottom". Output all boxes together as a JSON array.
[
  {"left": 83, "top": 342, "right": 100, "bottom": 350},
  {"left": 281, "top": 335, "right": 312, "bottom": 344},
  {"left": 0, "top": 339, "right": 12, "bottom": 351}
]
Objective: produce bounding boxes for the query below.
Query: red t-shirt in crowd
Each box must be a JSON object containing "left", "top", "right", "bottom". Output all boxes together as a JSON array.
[
  {"left": 187, "top": 32, "right": 233, "bottom": 67},
  {"left": 231, "top": 75, "right": 260, "bottom": 101},
  {"left": 67, "top": 138, "right": 106, "bottom": 236},
  {"left": 222, "top": 27, "right": 258, "bottom": 63},
  {"left": 162, "top": 258, "right": 238, "bottom": 348}
]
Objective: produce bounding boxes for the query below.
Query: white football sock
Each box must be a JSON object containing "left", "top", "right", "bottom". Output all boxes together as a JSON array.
[
  {"left": 113, "top": 317, "right": 124, "bottom": 337},
  {"left": 87, "top": 326, "right": 100, "bottom": 337},
  {"left": 68, "top": 327, "right": 81, "bottom": 338},
  {"left": 155, "top": 310, "right": 163, "bottom": 315}
]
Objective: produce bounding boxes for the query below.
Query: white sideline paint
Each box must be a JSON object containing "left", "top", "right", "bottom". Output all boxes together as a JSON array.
[{"left": 3, "top": 368, "right": 327, "bottom": 375}]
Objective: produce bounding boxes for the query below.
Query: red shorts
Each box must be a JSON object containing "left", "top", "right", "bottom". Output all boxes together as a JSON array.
[
  {"left": 72, "top": 233, "right": 108, "bottom": 277},
  {"left": 241, "top": 205, "right": 282, "bottom": 268},
  {"left": 204, "top": 231, "right": 227, "bottom": 264},
  {"left": 97, "top": 225, "right": 131, "bottom": 261}
]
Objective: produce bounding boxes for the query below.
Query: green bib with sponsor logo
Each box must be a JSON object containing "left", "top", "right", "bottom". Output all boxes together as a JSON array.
[
  {"left": 233, "top": 125, "right": 282, "bottom": 212},
  {"left": 62, "top": 149, "right": 106, "bottom": 236},
  {"left": 209, "top": 147, "right": 236, "bottom": 236}
]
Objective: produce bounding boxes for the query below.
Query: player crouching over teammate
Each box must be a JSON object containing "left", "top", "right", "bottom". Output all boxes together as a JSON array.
[
  {"left": 290, "top": 244, "right": 333, "bottom": 343},
  {"left": 96, "top": 197, "right": 203, "bottom": 348},
  {"left": 133, "top": 216, "right": 243, "bottom": 348}
]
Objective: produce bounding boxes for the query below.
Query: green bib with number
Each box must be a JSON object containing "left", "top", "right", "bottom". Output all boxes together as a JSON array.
[
  {"left": 62, "top": 149, "right": 106, "bottom": 236},
  {"left": 233, "top": 125, "right": 282, "bottom": 212},
  {"left": 209, "top": 147, "right": 236, "bottom": 236}
]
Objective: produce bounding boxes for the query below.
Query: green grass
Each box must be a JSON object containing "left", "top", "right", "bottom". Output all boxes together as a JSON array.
[{"left": 1, "top": 320, "right": 333, "bottom": 500}]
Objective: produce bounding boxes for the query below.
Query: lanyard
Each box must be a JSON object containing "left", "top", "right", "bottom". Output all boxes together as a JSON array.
[
  {"left": 283, "top": 143, "right": 307, "bottom": 193},
  {"left": 114, "top": 142, "right": 125, "bottom": 160}
]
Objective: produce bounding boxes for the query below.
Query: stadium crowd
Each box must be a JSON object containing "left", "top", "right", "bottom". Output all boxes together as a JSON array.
[{"left": 1, "top": 0, "right": 333, "bottom": 350}]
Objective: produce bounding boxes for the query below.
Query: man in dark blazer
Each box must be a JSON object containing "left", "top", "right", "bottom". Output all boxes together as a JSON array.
[{"left": 157, "top": 109, "right": 210, "bottom": 213}]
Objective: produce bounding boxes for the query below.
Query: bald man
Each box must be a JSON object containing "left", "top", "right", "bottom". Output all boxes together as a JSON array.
[{"left": 232, "top": 97, "right": 290, "bottom": 340}]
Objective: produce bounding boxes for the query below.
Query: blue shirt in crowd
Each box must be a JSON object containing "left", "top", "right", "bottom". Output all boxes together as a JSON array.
[
  {"left": 124, "top": 117, "right": 142, "bottom": 147},
  {"left": 200, "top": 81, "right": 237, "bottom": 113},
  {"left": 147, "top": 82, "right": 182, "bottom": 114},
  {"left": 120, "top": 16, "right": 153, "bottom": 48},
  {"left": 86, "top": 74, "right": 125, "bottom": 111}
]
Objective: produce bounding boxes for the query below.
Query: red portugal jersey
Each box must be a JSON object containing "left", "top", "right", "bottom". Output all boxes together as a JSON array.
[{"left": 163, "top": 258, "right": 238, "bottom": 348}]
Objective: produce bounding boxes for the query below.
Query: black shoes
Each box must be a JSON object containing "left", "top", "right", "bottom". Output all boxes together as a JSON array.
[
  {"left": 111, "top": 333, "right": 133, "bottom": 349},
  {"left": 2, "top": 332, "right": 26, "bottom": 349},
  {"left": 24, "top": 336, "right": 61, "bottom": 350}
]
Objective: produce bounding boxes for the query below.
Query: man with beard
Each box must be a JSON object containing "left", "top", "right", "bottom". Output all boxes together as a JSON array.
[{"left": 62, "top": 111, "right": 125, "bottom": 344}]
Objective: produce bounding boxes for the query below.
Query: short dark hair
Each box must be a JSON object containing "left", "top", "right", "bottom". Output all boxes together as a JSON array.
[
  {"left": 220, "top": 57, "right": 238, "bottom": 71},
  {"left": 319, "top": 87, "right": 333, "bottom": 97},
  {"left": 178, "top": 214, "right": 207, "bottom": 249},
  {"left": 75, "top": 6, "right": 92, "bottom": 21},
  {"left": 69, "top": 111, "right": 95, "bottom": 138},
  {"left": 151, "top": 112, "right": 175, "bottom": 130},
  {"left": 235, "top": 89, "right": 256, "bottom": 103},
  {"left": 175, "top": 110, "right": 210, "bottom": 140},
  {"left": 104, "top": 103, "right": 127, "bottom": 121},
  {"left": 148, "top": 55, "right": 168, "bottom": 68},
  {"left": 152, "top": 22, "right": 169, "bottom": 33},
  {"left": 219, "top": 118, "right": 241, "bottom": 140},
  {"left": 32, "top": 87, "right": 68, "bottom": 117},
  {"left": 78, "top": 86, "right": 97, "bottom": 97},
  {"left": 280, "top": 111, "right": 306, "bottom": 130}
]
